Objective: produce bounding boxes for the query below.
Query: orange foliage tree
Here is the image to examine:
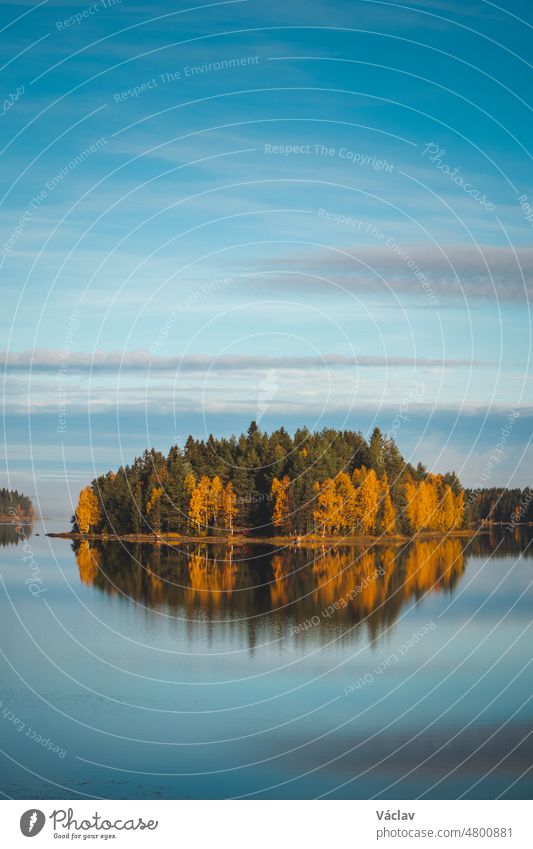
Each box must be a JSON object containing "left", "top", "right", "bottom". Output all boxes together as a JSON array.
[
  {"left": 75, "top": 485, "right": 101, "bottom": 534},
  {"left": 188, "top": 475, "right": 239, "bottom": 535},
  {"left": 313, "top": 477, "right": 343, "bottom": 536},
  {"left": 357, "top": 468, "right": 380, "bottom": 534},
  {"left": 404, "top": 474, "right": 464, "bottom": 533},
  {"left": 271, "top": 476, "right": 291, "bottom": 532},
  {"left": 379, "top": 473, "right": 397, "bottom": 534},
  {"left": 221, "top": 481, "right": 238, "bottom": 533}
]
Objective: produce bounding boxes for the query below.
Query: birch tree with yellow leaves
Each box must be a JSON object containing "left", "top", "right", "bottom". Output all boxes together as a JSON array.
[
  {"left": 271, "top": 475, "right": 291, "bottom": 531},
  {"left": 75, "top": 485, "right": 101, "bottom": 534},
  {"left": 221, "top": 481, "right": 238, "bottom": 533}
]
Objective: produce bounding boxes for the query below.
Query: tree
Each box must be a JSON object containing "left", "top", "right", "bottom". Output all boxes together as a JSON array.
[
  {"left": 221, "top": 482, "right": 238, "bottom": 534},
  {"left": 146, "top": 486, "right": 164, "bottom": 534},
  {"left": 368, "top": 427, "right": 385, "bottom": 476},
  {"left": 130, "top": 479, "right": 142, "bottom": 534},
  {"left": 70, "top": 422, "right": 469, "bottom": 539},
  {"left": 335, "top": 471, "right": 357, "bottom": 531},
  {"left": 313, "top": 478, "right": 342, "bottom": 536},
  {"left": 208, "top": 475, "right": 223, "bottom": 525},
  {"left": 271, "top": 476, "right": 290, "bottom": 531},
  {"left": 188, "top": 476, "right": 211, "bottom": 534},
  {"left": 404, "top": 476, "right": 419, "bottom": 532},
  {"left": 439, "top": 485, "right": 455, "bottom": 531},
  {"left": 358, "top": 468, "right": 380, "bottom": 534},
  {"left": 75, "top": 541, "right": 100, "bottom": 584},
  {"left": 379, "top": 474, "right": 397, "bottom": 534},
  {"left": 453, "top": 490, "right": 464, "bottom": 529},
  {"left": 75, "top": 486, "right": 101, "bottom": 534}
]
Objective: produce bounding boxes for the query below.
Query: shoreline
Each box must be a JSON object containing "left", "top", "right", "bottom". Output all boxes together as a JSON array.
[
  {"left": 0, "top": 516, "right": 35, "bottom": 523},
  {"left": 46, "top": 528, "right": 482, "bottom": 547}
]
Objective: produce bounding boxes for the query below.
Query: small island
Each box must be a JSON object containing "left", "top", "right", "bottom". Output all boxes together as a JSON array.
[
  {"left": 46, "top": 423, "right": 531, "bottom": 546},
  {"left": 0, "top": 487, "right": 34, "bottom": 522},
  {"left": 46, "top": 422, "right": 478, "bottom": 545}
]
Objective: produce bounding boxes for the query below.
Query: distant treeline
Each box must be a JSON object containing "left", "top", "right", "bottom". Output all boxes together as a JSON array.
[
  {"left": 0, "top": 488, "right": 33, "bottom": 519},
  {"left": 73, "top": 423, "right": 466, "bottom": 538},
  {"left": 465, "top": 487, "right": 533, "bottom": 527}
]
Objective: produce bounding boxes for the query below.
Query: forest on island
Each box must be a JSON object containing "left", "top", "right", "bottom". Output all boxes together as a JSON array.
[
  {"left": 0, "top": 488, "right": 34, "bottom": 520},
  {"left": 73, "top": 422, "right": 467, "bottom": 539}
]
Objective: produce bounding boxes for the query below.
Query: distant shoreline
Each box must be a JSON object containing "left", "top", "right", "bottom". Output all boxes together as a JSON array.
[
  {"left": 47, "top": 529, "right": 481, "bottom": 547},
  {"left": 0, "top": 515, "right": 34, "bottom": 523}
]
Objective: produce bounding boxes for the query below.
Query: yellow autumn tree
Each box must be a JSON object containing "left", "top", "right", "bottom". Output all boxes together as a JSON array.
[
  {"left": 453, "top": 489, "right": 464, "bottom": 529},
  {"left": 221, "top": 481, "right": 238, "bottom": 534},
  {"left": 146, "top": 486, "right": 163, "bottom": 514},
  {"left": 380, "top": 473, "right": 397, "bottom": 534},
  {"left": 404, "top": 477, "right": 419, "bottom": 532},
  {"left": 313, "top": 478, "right": 342, "bottom": 536},
  {"left": 184, "top": 472, "right": 197, "bottom": 494},
  {"left": 208, "top": 475, "right": 223, "bottom": 524},
  {"left": 188, "top": 481, "right": 208, "bottom": 533},
  {"left": 335, "top": 471, "right": 357, "bottom": 531},
  {"left": 419, "top": 478, "right": 438, "bottom": 529},
  {"left": 146, "top": 486, "right": 164, "bottom": 533},
  {"left": 188, "top": 475, "right": 228, "bottom": 534},
  {"left": 271, "top": 476, "right": 290, "bottom": 530},
  {"left": 405, "top": 475, "right": 464, "bottom": 533},
  {"left": 75, "top": 485, "right": 101, "bottom": 534},
  {"left": 358, "top": 468, "right": 380, "bottom": 534},
  {"left": 439, "top": 485, "right": 455, "bottom": 531}
]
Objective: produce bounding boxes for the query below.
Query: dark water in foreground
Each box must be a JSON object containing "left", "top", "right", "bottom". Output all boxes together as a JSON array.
[{"left": 0, "top": 522, "right": 531, "bottom": 799}]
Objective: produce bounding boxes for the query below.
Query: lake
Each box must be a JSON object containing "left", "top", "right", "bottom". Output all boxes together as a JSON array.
[{"left": 0, "top": 522, "right": 531, "bottom": 799}]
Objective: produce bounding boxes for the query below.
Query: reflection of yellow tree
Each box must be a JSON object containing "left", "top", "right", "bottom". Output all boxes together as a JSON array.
[
  {"left": 270, "top": 554, "right": 292, "bottom": 607},
  {"left": 402, "top": 538, "right": 464, "bottom": 597},
  {"left": 311, "top": 549, "right": 381, "bottom": 613},
  {"left": 186, "top": 550, "right": 239, "bottom": 606},
  {"left": 307, "top": 538, "right": 464, "bottom": 622},
  {"left": 76, "top": 541, "right": 100, "bottom": 585}
]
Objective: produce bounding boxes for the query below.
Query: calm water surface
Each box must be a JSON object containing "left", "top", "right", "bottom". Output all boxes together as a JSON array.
[{"left": 0, "top": 522, "right": 531, "bottom": 799}]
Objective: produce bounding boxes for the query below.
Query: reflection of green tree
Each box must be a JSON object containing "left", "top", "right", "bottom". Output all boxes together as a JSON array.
[
  {"left": 470, "top": 525, "right": 533, "bottom": 558},
  {"left": 0, "top": 522, "right": 33, "bottom": 547},
  {"left": 73, "top": 534, "right": 475, "bottom": 642}
]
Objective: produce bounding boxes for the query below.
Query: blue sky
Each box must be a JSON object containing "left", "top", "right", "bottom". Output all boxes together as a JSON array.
[{"left": 1, "top": 0, "right": 532, "bottom": 515}]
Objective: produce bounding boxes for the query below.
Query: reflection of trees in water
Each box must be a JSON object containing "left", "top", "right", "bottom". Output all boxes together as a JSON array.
[
  {"left": 74, "top": 536, "right": 467, "bottom": 640},
  {"left": 76, "top": 541, "right": 100, "bottom": 585},
  {"left": 185, "top": 549, "right": 240, "bottom": 607},
  {"left": 468, "top": 526, "right": 533, "bottom": 558},
  {"left": 0, "top": 522, "right": 33, "bottom": 547}
]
